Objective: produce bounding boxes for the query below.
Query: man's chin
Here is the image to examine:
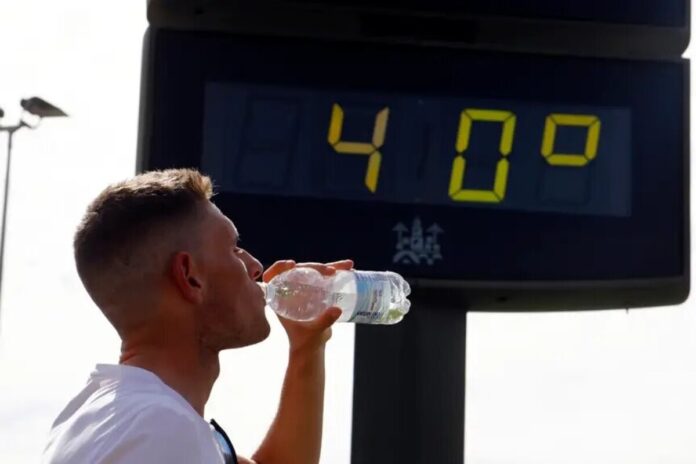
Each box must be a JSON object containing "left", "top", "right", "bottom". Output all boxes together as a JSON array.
[
  {"left": 255, "top": 318, "right": 272, "bottom": 343},
  {"left": 228, "top": 317, "right": 270, "bottom": 349}
]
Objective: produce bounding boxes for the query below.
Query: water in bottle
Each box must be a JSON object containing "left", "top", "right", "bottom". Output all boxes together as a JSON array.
[{"left": 263, "top": 268, "right": 411, "bottom": 324}]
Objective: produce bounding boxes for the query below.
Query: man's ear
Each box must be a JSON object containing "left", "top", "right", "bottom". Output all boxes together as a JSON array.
[{"left": 170, "top": 251, "right": 205, "bottom": 304}]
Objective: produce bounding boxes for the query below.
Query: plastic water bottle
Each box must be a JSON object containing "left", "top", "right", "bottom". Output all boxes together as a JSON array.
[{"left": 263, "top": 268, "right": 411, "bottom": 324}]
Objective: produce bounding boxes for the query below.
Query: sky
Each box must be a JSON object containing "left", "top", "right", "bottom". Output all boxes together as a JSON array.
[{"left": 1, "top": 1, "right": 696, "bottom": 463}]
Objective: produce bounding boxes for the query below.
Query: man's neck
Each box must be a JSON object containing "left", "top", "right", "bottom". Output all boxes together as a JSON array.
[{"left": 119, "top": 339, "right": 220, "bottom": 417}]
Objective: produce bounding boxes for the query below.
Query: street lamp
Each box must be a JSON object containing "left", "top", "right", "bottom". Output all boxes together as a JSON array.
[{"left": 0, "top": 97, "right": 68, "bottom": 318}]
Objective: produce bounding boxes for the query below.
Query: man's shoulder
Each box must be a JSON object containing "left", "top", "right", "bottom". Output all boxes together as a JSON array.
[
  {"left": 122, "top": 400, "right": 205, "bottom": 434},
  {"left": 112, "top": 390, "right": 199, "bottom": 424},
  {"left": 111, "top": 383, "right": 194, "bottom": 414},
  {"left": 75, "top": 379, "right": 204, "bottom": 438},
  {"left": 42, "top": 375, "right": 216, "bottom": 464},
  {"left": 84, "top": 365, "right": 200, "bottom": 423},
  {"left": 43, "top": 403, "right": 211, "bottom": 464}
]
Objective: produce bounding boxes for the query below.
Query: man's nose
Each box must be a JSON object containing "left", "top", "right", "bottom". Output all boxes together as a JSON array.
[{"left": 245, "top": 253, "right": 263, "bottom": 280}]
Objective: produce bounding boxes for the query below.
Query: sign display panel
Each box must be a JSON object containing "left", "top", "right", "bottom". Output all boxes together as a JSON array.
[{"left": 138, "top": 29, "right": 688, "bottom": 309}]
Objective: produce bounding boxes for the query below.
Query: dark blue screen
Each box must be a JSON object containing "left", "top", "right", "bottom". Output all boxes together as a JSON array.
[{"left": 203, "top": 84, "right": 631, "bottom": 216}]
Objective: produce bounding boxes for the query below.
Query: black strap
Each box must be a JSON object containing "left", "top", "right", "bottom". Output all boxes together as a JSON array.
[{"left": 210, "top": 419, "right": 239, "bottom": 464}]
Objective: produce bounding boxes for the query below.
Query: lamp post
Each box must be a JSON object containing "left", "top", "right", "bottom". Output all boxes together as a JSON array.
[{"left": 0, "top": 97, "right": 68, "bottom": 319}]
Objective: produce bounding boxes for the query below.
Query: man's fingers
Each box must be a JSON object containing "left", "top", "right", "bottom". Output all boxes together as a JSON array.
[
  {"left": 313, "top": 307, "right": 342, "bottom": 329},
  {"left": 325, "top": 307, "right": 343, "bottom": 322},
  {"left": 264, "top": 259, "right": 354, "bottom": 282},
  {"left": 276, "top": 307, "right": 342, "bottom": 331},
  {"left": 296, "top": 262, "right": 337, "bottom": 276},
  {"left": 327, "top": 259, "right": 354, "bottom": 271},
  {"left": 262, "top": 260, "right": 296, "bottom": 283},
  {"left": 305, "top": 259, "right": 353, "bottom": 276}
]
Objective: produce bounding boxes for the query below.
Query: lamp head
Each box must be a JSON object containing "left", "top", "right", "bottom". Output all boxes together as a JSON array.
[{"left": 20, "top": 97, "right": 67, "bottom": 118}]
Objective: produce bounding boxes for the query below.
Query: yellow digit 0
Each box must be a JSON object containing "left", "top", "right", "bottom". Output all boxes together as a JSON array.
[
  {"left": 448, "top": 109, "right": 516, "bottom": 203},
  {"left": 327, "top": 103, "right": 389, "bottom": 193},
  {"left": 541, "top": 113, "right": 601, "bottom": 166}
]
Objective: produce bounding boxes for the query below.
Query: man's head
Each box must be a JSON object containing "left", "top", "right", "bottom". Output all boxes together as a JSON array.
[{"left": 73, "top": 168, "right": 269, "bottom": 351}]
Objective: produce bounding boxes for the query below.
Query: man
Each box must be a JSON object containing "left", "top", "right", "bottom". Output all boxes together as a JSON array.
[{"left": 42, "top": 168, "right": 352, "bottom": 463}]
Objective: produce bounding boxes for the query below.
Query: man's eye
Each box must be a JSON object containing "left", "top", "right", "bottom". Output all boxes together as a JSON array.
[{"left": 234, "top": 247, "right": 244, "bottom": 254}]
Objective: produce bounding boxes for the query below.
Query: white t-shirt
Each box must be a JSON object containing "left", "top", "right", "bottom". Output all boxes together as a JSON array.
[{"left": 41, "top": 364, "right": 227, "bottom": 463}]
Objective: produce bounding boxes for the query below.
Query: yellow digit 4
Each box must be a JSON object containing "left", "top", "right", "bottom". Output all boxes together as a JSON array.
[
  {"left": 448, "top": 108, "right": 516, "bottom": 203},
  {"left": 327, "top": 103, "right": 389, "bottom": 193},
  {"left": 541, "top": 113, "right": 601, "bottom": 166}
]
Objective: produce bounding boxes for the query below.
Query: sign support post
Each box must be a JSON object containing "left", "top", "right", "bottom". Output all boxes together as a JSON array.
[{"left": 352, "top": 296, "right": 468, "bottom": 463}]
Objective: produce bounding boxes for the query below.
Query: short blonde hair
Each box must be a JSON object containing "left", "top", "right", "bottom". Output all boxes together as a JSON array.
[{"left": 74, "top": 168, "right": 214, "bottom": 311}]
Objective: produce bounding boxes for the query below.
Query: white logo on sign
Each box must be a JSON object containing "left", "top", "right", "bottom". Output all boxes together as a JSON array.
[{"left": 392, "top": 217, "right": 443, "bottom": 265}]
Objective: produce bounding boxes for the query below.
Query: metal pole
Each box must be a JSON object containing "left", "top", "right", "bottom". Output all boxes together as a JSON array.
[
  {"left": 0, "top": 127, "right": 17, "bottom": 317},
  {"left": 351, "top": 298, "right": 468, "bottom": 463}
]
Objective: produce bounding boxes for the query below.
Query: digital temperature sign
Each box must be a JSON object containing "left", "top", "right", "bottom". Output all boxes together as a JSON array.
[
  {"left": 138, "top": 29, "right": 688, "bottom": 310},
  {"left": 203, "top": 84, "right": 630, "bottom": 217}
]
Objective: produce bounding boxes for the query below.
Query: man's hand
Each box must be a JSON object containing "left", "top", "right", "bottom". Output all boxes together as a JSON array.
[
  {"left": 262, "top": 259, "right": 354, "bottom": 354},
  {"left": 252, "top": 259, "right": 354, "bottom": 464}
]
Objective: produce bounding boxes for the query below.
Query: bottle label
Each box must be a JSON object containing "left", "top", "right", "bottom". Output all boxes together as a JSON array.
[{"left": 349, "top": 272, "right": 390, "bottom": 323}]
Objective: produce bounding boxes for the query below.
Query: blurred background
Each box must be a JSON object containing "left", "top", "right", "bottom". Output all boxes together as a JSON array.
[{"left": 1, "top": 1, "right": 695, "bottom": 463}]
